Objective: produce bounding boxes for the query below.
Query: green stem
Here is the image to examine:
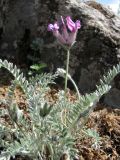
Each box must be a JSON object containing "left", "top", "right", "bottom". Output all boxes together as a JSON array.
[
  {"left": 65, "top": 49, "right": 70, "bottom": 95},
  {"left": 69, "top": 76, "right": 81, "bottom": 100}
]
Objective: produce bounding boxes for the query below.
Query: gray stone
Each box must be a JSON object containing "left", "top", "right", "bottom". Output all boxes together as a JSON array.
[
  {"left": 0, "top": 0, "right": 120, "bottom": 107},
  {"left": 1, "top": 42, "right": 8, "bottom": 50},
  {"left": 104, "top": 88, "right": 120, "bottom": 108}
]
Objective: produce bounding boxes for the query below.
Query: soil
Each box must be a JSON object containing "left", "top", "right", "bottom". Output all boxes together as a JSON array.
[{"left": 0, "top": 72, "right": 120, "bottom": 160}]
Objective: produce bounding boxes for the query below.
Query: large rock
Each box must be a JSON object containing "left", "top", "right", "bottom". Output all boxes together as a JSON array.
[
  {"left": 104, "top": 88, "right": 120, "bottom": 108},
  {"left": 0, "top": 0, "right": 120, "bottom": 106}
]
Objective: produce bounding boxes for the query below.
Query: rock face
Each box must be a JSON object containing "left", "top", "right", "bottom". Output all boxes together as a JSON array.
[
  {"left": 104, "top": 88, "right": 120, "bottom": 108},
  {"left": 0, "top": 0, "right": 120, "bottom": 106}
]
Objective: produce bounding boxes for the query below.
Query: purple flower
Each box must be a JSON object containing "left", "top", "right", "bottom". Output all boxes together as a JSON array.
[{"left": 48, "top": 16, "right": 81, "bottom": 48}]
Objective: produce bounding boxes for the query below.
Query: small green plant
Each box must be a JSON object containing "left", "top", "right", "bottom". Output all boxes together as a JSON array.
[
  {"left": 28, "top": 63, "right": 47, "bottom": 76},
  {"left": 28, "top": 38, "right": 47, "bottom": 76},
  {"left": 0, "top": 59, "right": 120, "bottom": 159},
  {"left": 84, "top": 129, "right": 101, "bottom": 150}
]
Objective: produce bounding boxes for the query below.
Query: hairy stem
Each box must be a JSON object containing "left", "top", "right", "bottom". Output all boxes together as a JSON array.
[
  {"left": 69, "top": 76, "right": 81, "bottom": 100},
  {"left": 65, "top": 49, "right": 70, "bottom": 95}
]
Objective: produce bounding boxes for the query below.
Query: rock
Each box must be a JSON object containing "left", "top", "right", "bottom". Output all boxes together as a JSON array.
[
  {"left": 0, "top": 0, "right": 120, "bottom": 107},
  {"left": 1, "top": 42, "right": 8, "bottom": 50},
  {"left": 104, "top": 88, "right": 120, "bottom": 108}
]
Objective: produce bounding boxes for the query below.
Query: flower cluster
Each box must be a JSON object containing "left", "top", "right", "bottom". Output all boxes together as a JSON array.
[{"left": 48, "top": 16, "right": 81, "bottom": 47}]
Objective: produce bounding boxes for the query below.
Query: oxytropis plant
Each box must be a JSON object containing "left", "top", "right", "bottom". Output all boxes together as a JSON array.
[
  {"left": 48, "top": 16, "right": 81, "bottom": 95},
  {"left": 0, "top": 16, "right": 120, "bottom": 160}
]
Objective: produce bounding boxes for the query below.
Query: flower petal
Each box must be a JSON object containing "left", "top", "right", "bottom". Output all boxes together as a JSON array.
[
  {"left": 66, "top": 16, "right": 75, "bottom": 32},
  {"left": 53, "top": 30, "right": 66, "bottom": 44},
  {"left": 54, "top": 23, "right": 59, "bottom": 30},
  {"left": 68, "top": 32, "right": 77, "bottom": 46},
  {"left": 61, "top": 16, "right": 69, "bottom": 41},
  {"left": 61, "top": 16, "right": 65, "bottom": 25},
  {"left": 75, "top": 20, "right": 81, "bottom": 29},
  {"left": 48, "top": 24, "right": 54, "bottom": 31},
  {"left": 48, "top": 23, "right": 59, "bottom": 31}
]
